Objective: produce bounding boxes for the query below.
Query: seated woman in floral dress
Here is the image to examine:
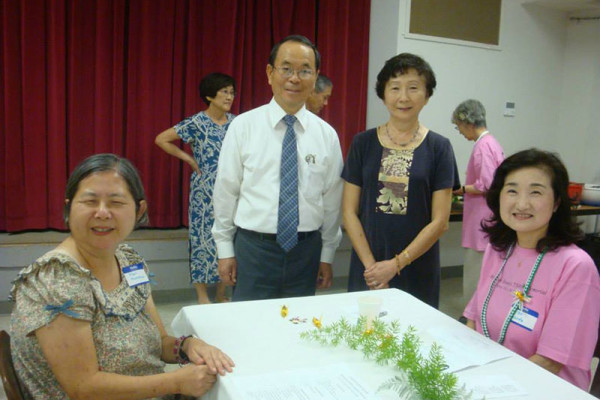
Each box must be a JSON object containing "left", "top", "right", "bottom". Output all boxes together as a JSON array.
[{"left": 10, "top": 153, "right": 234, "bottom": 399}]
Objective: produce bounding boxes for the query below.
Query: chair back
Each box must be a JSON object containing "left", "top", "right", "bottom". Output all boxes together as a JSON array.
[{"left": 0, "top": 330, "right": 25, "bottom": 400}]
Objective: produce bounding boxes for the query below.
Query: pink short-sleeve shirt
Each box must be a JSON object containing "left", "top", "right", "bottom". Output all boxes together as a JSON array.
[{"left": 464, "top": 244, "right": 600, "bottom": 390}]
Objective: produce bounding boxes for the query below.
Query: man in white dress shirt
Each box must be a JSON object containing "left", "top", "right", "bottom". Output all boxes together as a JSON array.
[{"left": 212, "top": 35, "right": 343, "bottom": 301}]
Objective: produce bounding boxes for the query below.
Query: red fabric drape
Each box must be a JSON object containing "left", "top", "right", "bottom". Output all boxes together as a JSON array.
[
  {"left": 0, "top": 0, "right": 370, "bottom": 232},
  {"left": 317, "top": 0, "right": 371, "bottom": 156}
]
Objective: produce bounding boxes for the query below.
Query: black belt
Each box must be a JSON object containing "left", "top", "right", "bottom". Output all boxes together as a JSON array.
[{"left": 239, "top": 228, "right": 318, "bottom": 242}]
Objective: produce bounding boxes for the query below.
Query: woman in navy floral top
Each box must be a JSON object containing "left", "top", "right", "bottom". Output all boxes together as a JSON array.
[{"left": 342, "top": 54, "right": 459, "bottom": 308}]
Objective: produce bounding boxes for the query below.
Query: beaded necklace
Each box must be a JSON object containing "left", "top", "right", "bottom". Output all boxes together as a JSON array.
[
  {"left": 384, "top": 122, "right": 420, "bottom": 147},
  {"left": 480, "top": 243, "right": 547, "bottom": 344}
]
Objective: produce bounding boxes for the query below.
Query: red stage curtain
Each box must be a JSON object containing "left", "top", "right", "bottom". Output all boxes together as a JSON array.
[
  {"left": 0, "top": 0, "right": 370, "bottom": 232},
  {"left": 317, "top": 0, "right": 371, "bottom": 157}
]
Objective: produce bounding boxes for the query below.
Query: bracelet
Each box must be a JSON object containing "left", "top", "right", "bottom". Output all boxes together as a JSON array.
[
  {"left": 174, "top": 335, "right": 192, "bottom": 365},
  {"left": 462, "top": 185, "right": 466, "bottom": 195},
  {"left": 394, "top": 254, "right": 401, "bottom": 275},
  {"left": 401, "top": 249, "right": 411, "bottom": 265}
]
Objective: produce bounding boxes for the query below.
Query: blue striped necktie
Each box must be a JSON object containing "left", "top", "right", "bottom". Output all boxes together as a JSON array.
[{"left": 277, "top": 115, "right": 299, "bottom": 252}]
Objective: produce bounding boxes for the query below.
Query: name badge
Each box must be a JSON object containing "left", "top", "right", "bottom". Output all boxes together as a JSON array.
[
  {"left": 511, "top": 306, "right": 538, "bottom": 331},
  {"left": 122, "top": 263, "right": 150, "bottom": 287}
]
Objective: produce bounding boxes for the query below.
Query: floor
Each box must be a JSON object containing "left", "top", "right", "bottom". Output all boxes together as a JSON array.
[{"left": 0, "top": 277, "right": 466, "bottom": 399}]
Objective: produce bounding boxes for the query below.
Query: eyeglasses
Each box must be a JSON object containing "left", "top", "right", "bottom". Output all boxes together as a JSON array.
[
  {"left": 274, "top": 66, "right": 315, "bottom": 80},
  {"left": 218, "top": 89, "right": 236, "bottom": 97}
]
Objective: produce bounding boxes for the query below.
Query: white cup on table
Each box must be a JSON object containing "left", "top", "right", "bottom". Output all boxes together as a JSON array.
[{"left": 357, "top": 296, "right": 382, "bottom": 329}]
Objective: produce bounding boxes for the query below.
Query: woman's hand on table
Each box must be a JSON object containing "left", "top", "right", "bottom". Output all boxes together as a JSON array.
[
  {"left": 174, "top": 364, "right": 217, "bottom": 397},
  {"left": 184, "top": 338, "right": 235, "bottom": 376},
  {"left": 364, "top": 259, "right": 396, "bottom": 289}
]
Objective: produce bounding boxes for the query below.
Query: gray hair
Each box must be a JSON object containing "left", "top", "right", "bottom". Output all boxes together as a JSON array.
[
  {"left": 63, "top": 153, "right": 149, "bottom": 229},
  {"left": 315, "top": 74, "right": 333, "bottom": 93},
  {"left": 451, "top": 99, "right": 487, "bottom": 127}
]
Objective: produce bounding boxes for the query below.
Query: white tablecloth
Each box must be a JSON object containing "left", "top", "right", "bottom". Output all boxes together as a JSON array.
[{"left": 171, "top": 288, "right": 595, "bottom": 400}]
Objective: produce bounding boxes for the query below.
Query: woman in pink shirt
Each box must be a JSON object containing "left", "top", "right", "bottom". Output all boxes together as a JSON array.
[
  {"left": 463, "top": 149, "right": 600, "bottom": 390},
  {"left": 452, "top": 99, "right": 504, "bottom": 300}
]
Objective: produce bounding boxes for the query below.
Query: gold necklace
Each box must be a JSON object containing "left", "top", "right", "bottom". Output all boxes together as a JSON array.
[{"left": 385, "top": 122, "right": 420, "bottom": 147}]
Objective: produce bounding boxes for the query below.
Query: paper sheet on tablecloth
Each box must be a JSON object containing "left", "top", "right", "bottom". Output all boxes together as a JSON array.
[
  {"left": 456, "top": 374, "right": 528, "bottom": 399},
  {"left": 232, "top": 363, "right": 383, "bottom": 400},
  {"left": 426, "top": 326, "right": 513, "bottom": 372}
]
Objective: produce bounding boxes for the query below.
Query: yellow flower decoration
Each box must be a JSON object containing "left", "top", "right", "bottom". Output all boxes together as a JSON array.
[
  {"left": 312, "top": 316, "right": 322, "bottom": 329},
  {"left": 281, "top": 305, "right": 288, "bottom": 318},
  {"left": 513, "top": 290, "right": 531, "bottom": 304}
]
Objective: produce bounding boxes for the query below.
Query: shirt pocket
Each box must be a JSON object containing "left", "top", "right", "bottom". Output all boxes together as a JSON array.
[{"left": 304, "top": 163, "right": 328, "bottom": 201}]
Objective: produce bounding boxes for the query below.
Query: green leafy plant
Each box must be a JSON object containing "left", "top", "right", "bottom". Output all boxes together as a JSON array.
[{"left": 300, "top": 317, "right": 472, "bottom": 400}]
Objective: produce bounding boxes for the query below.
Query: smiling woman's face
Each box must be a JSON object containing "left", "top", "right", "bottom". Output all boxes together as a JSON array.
[
  {"left": 382, "top": 69, "right": 429, "bottom": 122},
  {"left": 67, "top": 171, "right": 145, "bottom": 253},
  {"left": 499, "top": 166, "right": 558, "bottom": 248}
]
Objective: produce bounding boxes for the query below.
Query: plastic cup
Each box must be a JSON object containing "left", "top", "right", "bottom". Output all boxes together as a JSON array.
[{"left": 357, "top": 296, "right": 382, "bottom": 329}]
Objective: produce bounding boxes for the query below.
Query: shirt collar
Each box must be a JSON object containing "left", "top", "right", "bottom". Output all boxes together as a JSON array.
[
  {"left": 268, "top": 98, "right": 309, "bottom": 132},
  {"left": 476, "top": 130, "right": 489, "bottom": 143}
]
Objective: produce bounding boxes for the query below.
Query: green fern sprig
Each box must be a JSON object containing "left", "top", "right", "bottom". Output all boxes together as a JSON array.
[{"left": 300, "top": 316, "right": 472, "bottom": 400}]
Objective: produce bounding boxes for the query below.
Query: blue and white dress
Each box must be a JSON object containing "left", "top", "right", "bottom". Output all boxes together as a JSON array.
[{"left": 174, "top": 111, "right": 235, "bottom": 284}]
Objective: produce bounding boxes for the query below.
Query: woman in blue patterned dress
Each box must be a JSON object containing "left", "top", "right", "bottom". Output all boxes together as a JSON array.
[{"left": 155, "top": 73, "right": 236, "bottom": 304}]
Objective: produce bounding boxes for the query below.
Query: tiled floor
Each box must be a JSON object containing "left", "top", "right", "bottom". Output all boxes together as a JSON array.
[{"left": 0, "top": 278, "right": 466, "bottom": 400}]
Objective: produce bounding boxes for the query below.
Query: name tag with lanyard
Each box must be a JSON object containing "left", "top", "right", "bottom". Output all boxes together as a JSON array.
[{"left": 511, "top": 306, "right": 538, "bottom": 331}]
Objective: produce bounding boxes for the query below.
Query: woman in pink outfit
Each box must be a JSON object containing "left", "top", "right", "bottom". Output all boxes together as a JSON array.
[
  {"left": 463, "top": 149, "right": 600, "bottom": 390},
  {"left": 452, "top": 99, "right": 504, "bottom": 300}
]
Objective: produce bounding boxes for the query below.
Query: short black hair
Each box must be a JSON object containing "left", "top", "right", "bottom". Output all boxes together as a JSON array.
[
  {"left": 199, "top": 73, "right": 236, "bottom": 106},
  {"left": 452, "top": 99, "right": 487, "bottom": 128},
  {"left": 63, "top": 153, "right": 149, "bottom": 229},
  {"left": 315, "top": 74, "right": 333, "bottom": 93},
  {"left": 375, "top": 53, "right": 436, "bottom": 99},
  {"left": 482, "top": 148, "right": 583, "bottom": 253},
  {"left": 268, "top": 35, "right": 321, "bottom": 70}
]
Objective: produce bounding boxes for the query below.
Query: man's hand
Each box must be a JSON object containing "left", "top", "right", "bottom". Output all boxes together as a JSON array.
[
  {"left": 316, "top": 262, "right": 333, "bottom": 289},
  {"left": 218, "top": 257, "right": 237, "bottom": 286}
]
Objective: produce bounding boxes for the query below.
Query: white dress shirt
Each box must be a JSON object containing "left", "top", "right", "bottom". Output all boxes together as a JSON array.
[{"left": 212, "top": 98, "right": 343, "bottom": 263}]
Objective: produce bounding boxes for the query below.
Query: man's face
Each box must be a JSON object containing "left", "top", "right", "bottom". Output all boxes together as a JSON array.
[
  {"left": 306, "top": 85, "right": 332, "bottom": 115},
  {"left": 266, "top": 41, "right": 318, "bottom": 114}
]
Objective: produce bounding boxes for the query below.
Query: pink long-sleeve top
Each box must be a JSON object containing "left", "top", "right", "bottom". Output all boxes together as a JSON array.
[{"left": 462, "top": 133, "right": 504, "bottom": 251}]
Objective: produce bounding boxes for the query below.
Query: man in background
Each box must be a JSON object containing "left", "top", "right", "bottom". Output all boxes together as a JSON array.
[{"left": 306, "top": 74, "right": 333, "bottom": 115}]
